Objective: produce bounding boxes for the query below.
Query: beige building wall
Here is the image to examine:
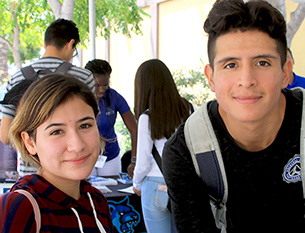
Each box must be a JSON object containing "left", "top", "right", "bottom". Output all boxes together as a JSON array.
[{"left": 82, "top": 0, "right": 305, "bottom": 110}]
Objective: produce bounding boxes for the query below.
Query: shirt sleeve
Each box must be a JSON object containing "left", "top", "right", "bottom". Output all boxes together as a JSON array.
[
  {"left": 112, "top": 89, "right": 130, "bottom": 115},
  {"left": 133, "top": 113, "right": 153, "bottom": 190},
  {"left": 86, "top": 72, "right": 96, "bottom": 94},
  {"left": 162, "top": 124, "right": 220, "bottom": 233},
  {"left": 0, "top": 191, "right": 36, "bottom": 232},
  {"left": 68, "top": 67, "right": 96, "bottom": 94}
]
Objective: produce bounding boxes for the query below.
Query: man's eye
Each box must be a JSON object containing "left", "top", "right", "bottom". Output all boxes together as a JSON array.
[
  {"left": 257, "top": 61, "right": 270, "bottom": 66},
  {"left": 224, "top": 63, "right": 237, "bottom": 69}
]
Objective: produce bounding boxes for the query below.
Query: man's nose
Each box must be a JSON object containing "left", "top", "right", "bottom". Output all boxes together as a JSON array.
[{"left": 237, "top": 65, "right": 257, "bottom": 88}]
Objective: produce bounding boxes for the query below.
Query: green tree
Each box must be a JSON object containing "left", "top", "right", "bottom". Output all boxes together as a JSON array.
[
  {"left": 172, "top": 59, "right": 215, "bottom": 109},
  {"left": 73, "top": 0, "right": 148, "bottom": 42},
  {"left": 0, "top": 0, "right": 53, "bottom": 73},
  {"left": 0, "top": 0, "right": 148, "bottom": 81}
]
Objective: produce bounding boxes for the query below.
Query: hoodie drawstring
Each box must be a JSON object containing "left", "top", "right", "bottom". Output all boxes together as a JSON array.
[
  {"left": 71, "top": 207, "right": 84, "bottom": 233},
  {"left": 87, "top": 192, "right": 106, "bottom": 233},
  {"left": 71, "top": 192, "right": 106, "bottom": 233}
]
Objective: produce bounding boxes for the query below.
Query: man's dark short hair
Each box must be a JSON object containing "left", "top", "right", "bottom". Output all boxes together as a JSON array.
[
  {"left": 204, "top": 0, "right": 287, "bottom": 69},
  {"left": 44, "top": 18, "right": 80, "bottom": 49}
]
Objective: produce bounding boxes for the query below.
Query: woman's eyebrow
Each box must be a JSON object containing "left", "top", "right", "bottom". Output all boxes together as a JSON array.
[{"left": 44, "top": 116, "right": 95, "bottom": 131}]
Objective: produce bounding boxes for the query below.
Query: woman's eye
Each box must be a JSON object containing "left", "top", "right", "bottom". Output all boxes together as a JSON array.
[
  {"left": 257, "top": 61, "right": 270, "bottom": 67},
  {"left": 50, "top": 129, "right": 63, "bottom": 135},
  {"left": 224, "top": 63, "right": 237, "bottom": 69}
]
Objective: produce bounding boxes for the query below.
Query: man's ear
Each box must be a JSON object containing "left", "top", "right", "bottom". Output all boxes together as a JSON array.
[
  {"left": 282, "top": 57, "right": 293, "bottom": 89},
  {"left": 69, "top": 39, "right": 76, "bottom": 49},
  {"left": 21, "top": 132, "right": 37, "bottom": 155},
  {"left": 205, "top": 64, "right": 215, "bottom": 92}
]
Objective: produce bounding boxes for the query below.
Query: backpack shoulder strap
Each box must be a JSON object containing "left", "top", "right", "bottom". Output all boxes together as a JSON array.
[
  {"left": 21, "top": 65, "right": 38, "bottom": 80},
  {"left": 14, "top": 189, "right": 41, "bottom": 233},
  {"left": 184, "top": 102, "right": 228, "bottom": 231},
  {"left": 55, "top": 62, "right": 73, "bottom": 74},
  {"left": 142, "top": 110, "right": 163, "bottom": 173},
  {"left": 152, "top": 144, "right": 163, "bottom": 173},
  {"left": 184, "top": 103, "right": 228, "bottom": 199}
]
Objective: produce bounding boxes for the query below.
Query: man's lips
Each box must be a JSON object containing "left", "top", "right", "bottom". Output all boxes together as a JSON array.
[{"left": 233, "top": 95, "right": 262, "bottom": 104}]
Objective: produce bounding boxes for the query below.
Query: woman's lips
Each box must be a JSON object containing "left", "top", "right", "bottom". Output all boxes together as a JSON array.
[{"left": 65, "top": 155, "right": 89, "bottom": 165}]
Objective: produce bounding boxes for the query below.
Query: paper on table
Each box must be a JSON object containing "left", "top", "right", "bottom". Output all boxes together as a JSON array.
[
  {"left": 91, "top": 176, "right": 118, "bottom": 186},
  {"left": 117, "top": 186, "right": 134, "bottom": 194},
  {"left": 95, "top": 185, "right": 113, "bottom": 193}
]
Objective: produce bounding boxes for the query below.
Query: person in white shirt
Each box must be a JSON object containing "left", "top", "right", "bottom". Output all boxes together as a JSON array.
[{"left": 132, "top": 59, "right": 193, "bottom": 233}]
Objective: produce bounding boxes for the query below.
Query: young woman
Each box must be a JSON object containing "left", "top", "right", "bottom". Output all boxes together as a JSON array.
[
  {"left": 132, "top": 59, "right": 193, "bottom": 233},
  {"left": 85, "top": 59, "right": 137, "bottom": 177},
  {"left": 0, "top": 74, "right": 115, "bottom": 233}
]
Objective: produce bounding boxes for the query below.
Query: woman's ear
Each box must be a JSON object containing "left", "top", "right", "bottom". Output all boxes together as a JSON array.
[{"left": 21, "top": 132, "right": 37, "bottom": 155}]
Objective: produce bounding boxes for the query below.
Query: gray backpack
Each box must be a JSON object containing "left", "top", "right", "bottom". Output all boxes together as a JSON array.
[
  {"left": 1, "top": 62, "right": 72, "bottom": 108},
  {"left": 21, "top": 62, "right": 72, "bottom": 80},
  {"left": 184, "top": 87, "right": 305, "bottom": 233}
]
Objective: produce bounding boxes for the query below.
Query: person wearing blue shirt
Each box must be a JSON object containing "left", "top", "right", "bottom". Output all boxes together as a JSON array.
[
  {"left": 287, "top": 48, "right": 305, "bottom": 89},
  {"left": 85, "top": 59, "right": 137, "bottom": 177}
]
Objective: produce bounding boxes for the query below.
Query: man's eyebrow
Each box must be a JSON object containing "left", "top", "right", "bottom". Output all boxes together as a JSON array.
[
  {"left": 252, "top": 54, "right": 278, "bottom": 60},
  {"left": 216, "top": 57, "right": 239, "bottom": 65},
  {"left": 44, "top": 116, "right": 95, "bottom": 131},
  {"left": 216, "top": 54, "right": 278, "bottom": 65}
]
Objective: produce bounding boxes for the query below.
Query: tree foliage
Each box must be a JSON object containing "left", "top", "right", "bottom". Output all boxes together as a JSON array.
[
  {"left": 0, "top": 0, "right": 53, "bottom": 66},
  {"left": 73, "top": 0, "right": 148, "bottom": 45},
  {"left": 0, "top": 0, "right": 148, "bottom": 79},
  {"left": 172, "top": 59, "right": 214, "bottom": 109}
]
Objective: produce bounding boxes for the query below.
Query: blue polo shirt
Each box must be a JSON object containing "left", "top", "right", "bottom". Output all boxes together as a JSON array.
[
  {"left": 97, "top": 88, "right": 130, "bottom": 161},
  {"left": 287, "top": 72, "right": 305, "bottom": 89}
]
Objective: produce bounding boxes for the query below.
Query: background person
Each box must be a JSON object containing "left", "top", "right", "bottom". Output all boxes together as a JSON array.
[
  {"left": 162, "top": 0, "right": 305, "bottom": 232},
  {"left": 132, "top": 59, "right": 193, "bottom": 233},
  {"left": 286, "top": 48, "right": 305, "bottom": 89},
  {"left": 0, "top": 74, "right": 114, "bottom": 233},
  {"left": 85, "top": 59, "right": 137, "bottom": 177}
]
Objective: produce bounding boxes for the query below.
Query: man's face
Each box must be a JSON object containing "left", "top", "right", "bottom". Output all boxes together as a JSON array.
[{"left": 205, "top": 30, "right": 291, "bottom": 124}]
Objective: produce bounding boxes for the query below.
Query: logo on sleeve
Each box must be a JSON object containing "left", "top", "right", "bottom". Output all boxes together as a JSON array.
[{"left": 283, "top": 154, "right": 302, "bottom": 183}]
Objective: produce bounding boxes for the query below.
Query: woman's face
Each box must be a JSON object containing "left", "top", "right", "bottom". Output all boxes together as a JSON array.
[
  {"left": 22, "top": 96, "right": 100, "bottom": 186},
  {"left": 94, "top": 74, "right": 110, "bottom": 98}
]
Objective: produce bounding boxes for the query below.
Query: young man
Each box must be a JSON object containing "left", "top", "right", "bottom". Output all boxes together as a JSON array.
[
  {"left": 0, "top": 19, "right": 95, "bottom": 176},
  {"left": 162, "top": 0, "right": 305, "bottom": 232}
]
